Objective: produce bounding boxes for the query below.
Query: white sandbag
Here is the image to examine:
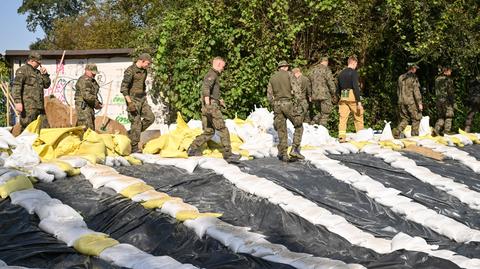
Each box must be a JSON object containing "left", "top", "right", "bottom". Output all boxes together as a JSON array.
[
  {"left": 80, "top": 164, "right": 118, "bottom": 179},
  {"left": 314, "top": 214, "right": 347, "bottom": 228},
  {"left": 59, "top": 156, "right": 88, "bottom": 168},
  {"left": 359, "top": 237, "right": 392, "bottom": 254},
  {"left": 269, "top": 190, "right": 296, "bottom": 205},
  {"left": 369, "top": 187, "right": 402, "bottom": 199},
  {"left": 9, "top": 189, "right": 51, "bottom": 210},
  {"left": 0, "top": 259, "right": 6, "bottom": 266},
  {"left": 57, "top": 227, "right": 104, "bottom": 246},
  {"left": 351, "top": 128, "right": 374, "bottom": 142},
  {"left": 262, "top": 250, "right": 312, "bottom": 266},
  {"left": 130, "top": 153, "right": 158, "bottom": 163},
  {"left": 0, "top": 138, "right": 10, "bottom": 149},
  {"left": 391, "top": 232, "right": 437, "bottom": 252},
  {"left": 199, "top": 158, "right": 229, "bottom": 170},
  {"left": 160, "top": 200, "right": 198, "bottom": 218},
  {"left": 0, "top": 127, "right": 18, "bottom": 147},
  {"left": 38, "top": 217, "right": 87, "bottom": 236},
  {"left": 99, "top": 244, "right": 152, "bottom": 268},
  {"left": 351, "top": 179, "right": 386, "bottom": 195},
  {"left": 237, "top": 239, "right": 288, "bottom": 257},
  {"left": 339, "top": 143, "right": 360, "bottom": 154},
  {"left": 87, "top": 173, "right": 125, "bottom": 189},
  {"left": 105, "top": 156, "right": 116, "bottom": 167},
  {"left": 361, "top": 144, "right": 383, "bottom": 155},
  {"left": 4, "top": 133, "right": 40, "bottom": 169},
  {"left": 175, "top": 158, "right": 199, "bottom": 174},
  {"left": 292, "top": 256, "right": 351, "bottom": 269},
  {"left": 131, "top": 190, "right": 168, "bottom": 202},
  {"left": 104, "top": 177, "right": 144, "bottom": 193},
  {"left": 206, "top": 223, "right": 251, "bottom": 246},
  {"left": 184, "top": 216, "right": 220, "bottom": 239},
  {"left": 390, "top": 159, "right": 417, "bottom": 169},
  {"left": 32, "top": 163, "right": 67, "bottom": 183},
  {"left": 380, "top": 121, "right": 394, "bottom": 141},
  {"left": 132, "top": 255, "right": 187, "bottom": 269},
  {"left": 155, "top": 158, "right": 182, "bottom": 166},
  {"left": 34, "top": 200, "right": 83, "bottom": 221},
  {"left": 116, "top": 156, "right": 131, "bottom": 167},
  {"left": 419, "top": 116, "right": 431, "bottom": 136},
  {"left": 253, "top": 184, "right": 289, "bottom": 199},
  {"left": 226, "top": 232, "right": 267, "bottom": 253}
]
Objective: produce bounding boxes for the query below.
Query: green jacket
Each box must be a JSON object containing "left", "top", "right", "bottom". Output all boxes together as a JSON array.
[
  {"left": 12, "top": 63, "right": 51, "bottom": 110},
  {"left": 75, "top": 74, "right": 100, "bottom": 108},
  {"left": 291, "top": 74, "right": 311, "bottom": 103},
  {"left": 309, "top": 64, "right": 336, "bottom": 101},
  {"left": 120, "top": 64, "right": 147, "bottom": 98},
  {"left": 267, "top": 70, "right": 293, "bottom": 104},
  {"left": 397, "top": 72, "right": 422, "bottom": 106},
  {"left": 202, "top": 68, "right": 221, "bottom": 104}
]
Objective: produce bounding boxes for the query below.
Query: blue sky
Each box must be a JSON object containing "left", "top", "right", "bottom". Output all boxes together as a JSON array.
[{"left": 0, "top": 0, "right": 45, "bottom": 53}]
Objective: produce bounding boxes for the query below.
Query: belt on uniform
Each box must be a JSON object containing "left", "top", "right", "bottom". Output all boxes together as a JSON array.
[{"left": 132, "top": 92, "right": 146, "bottom": 98}]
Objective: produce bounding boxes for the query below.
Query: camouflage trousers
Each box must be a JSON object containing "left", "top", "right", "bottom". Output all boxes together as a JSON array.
[
  {"left": 396, "top": 103, "right": 422, "bottom": 136},
  {"left": 465, "top": 96, "right": 480, "bottom": 132},
  {"left": 76, "top": 105, "right": 95, "bottom": 130},
  {"left": 19, "top": 108, "right": 48, "bottom": 132},
  {"left": 127, "top": 97, "right": 155, "bottom": 150},
  {"left": 189, "top": 103, "right": 232, "bottom": 157},
  {"left": 311, "top": 99, "right": 333, "bottom": 126},
  {"left": 273, "top": 99, "right": 304, "bottom": 156},
  {"left": 434, "top": 98, "right": 454, "bottom": 135}
]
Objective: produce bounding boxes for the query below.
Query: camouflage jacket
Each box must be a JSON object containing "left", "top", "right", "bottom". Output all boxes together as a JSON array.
[
  {"left": 397, "top": 72, "right": 422, "bottom": 106},
  {"left": 267, "top": 70, "right": 293, "bottom": 104},
  {"left": 435, "top": 75, "right": 454, "bottom": 102},
  {"left": 202, "top": 68, "right": 221, "bottom": 105},
  {"left": 291, "top": 75, "right": 311, "bottom": 103},
  {"left": 12, "top": 63, "right": 51, "bottom": 110},
  {"left": 309, "top": 64, "right": 336, "bottom": 101},
  {"left": 75, "top": 74, "right": 100, "bottom": 108},
  {"left": 120, "top": 64, "right": 147, "bottom": 98}
]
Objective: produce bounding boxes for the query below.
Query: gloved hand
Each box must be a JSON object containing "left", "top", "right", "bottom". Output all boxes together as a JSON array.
[{"left": 127, "top": 102, "right": 137, "bottom": 113}]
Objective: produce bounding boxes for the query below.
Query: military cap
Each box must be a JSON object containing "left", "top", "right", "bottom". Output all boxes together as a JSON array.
[
  {"left": 277, "top": 60, "right": 290, "bottom": 68},
  {"left": 85, "top": 63, "right": 98, "bottom": 74},
  {"left": 138, "top": 53, "right": 152, "bottom": 62},
  {"left": 28, "top": 52, "right": 42, "bottom": 63},
  {"left": 407, "top": 62, "right": 420, "bottom": 69}
]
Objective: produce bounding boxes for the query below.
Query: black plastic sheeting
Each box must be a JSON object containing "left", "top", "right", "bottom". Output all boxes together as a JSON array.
[
  {"left": 34, "top": 175, "right": 294, "bottom": 269},
  {"left": 461, "top": 145, "right": 480, "bottom": 161},
  {"left": 328, "top": 153, "right": 480, "bottom": 259},
  {"left": 117, "top": 163, "right": 460, "bottom": 269},
  {"left": 0, "top": 199, "right": 120, "bottom": 269}
]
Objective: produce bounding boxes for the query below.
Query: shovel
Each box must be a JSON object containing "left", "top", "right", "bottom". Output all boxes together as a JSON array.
[{"left": 100, "top": 81, "right": 113, "bottom": 132}]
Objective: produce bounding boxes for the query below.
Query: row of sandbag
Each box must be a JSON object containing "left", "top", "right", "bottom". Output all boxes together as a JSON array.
[
  {"left": 303, "top": 150, "right": 480, "bottom": 269},
  {"left": 414, "top": 137, "right": 480, "bottom": 173},
  {"left": 0, "top": 259, "right": 34, "bottom": 269},
  {"left": 362, "top": 144, "right": 480, "bottom": 211},
  {"left": 0, "top": 162, "right": 196, "bottom": 269},
  {"left": 132, "top": 153, "right": 366, "bottom": 269}
]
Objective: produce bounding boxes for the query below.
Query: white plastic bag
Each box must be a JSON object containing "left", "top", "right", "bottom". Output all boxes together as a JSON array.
[
  {"left": 380, "top": 121, "right": 394, "bottom": 141},
  {"left": 419, "top": 116, "right": 431, "bottom": 136}
]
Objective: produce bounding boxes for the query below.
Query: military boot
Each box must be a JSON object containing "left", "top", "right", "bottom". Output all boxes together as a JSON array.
[
  {"left": 224, "top": 153, "right": 241, "bottom": 164},
  {"left": 289, "top": 147, "right": 305, "bottom": 160},
  {"left": 187, "top": 145, "right": 202, "bottom": 157},
  {"left": 278, "top": 154, "right": 295, "bottom": 163}
]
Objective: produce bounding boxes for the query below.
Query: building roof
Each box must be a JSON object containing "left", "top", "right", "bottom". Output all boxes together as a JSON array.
[{"left": 5, "top": 48, "right": 134, "bottom": 61}]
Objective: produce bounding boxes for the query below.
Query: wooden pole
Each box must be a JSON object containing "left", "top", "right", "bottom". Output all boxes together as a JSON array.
[
  {"left": 0, "top": 84, "right": 18, "bottom": 120},
  {"left": 5, "top": 83, "right": 10, "bottom": 127},
  {"left": 101, "top": 81, "right": 113, "bottom": 130},
  {"left": 69, "top": 87, "right": 74, "bottom": 126},
  {"left": 49, "top": 50, "right": 66, "bottom": 96}
]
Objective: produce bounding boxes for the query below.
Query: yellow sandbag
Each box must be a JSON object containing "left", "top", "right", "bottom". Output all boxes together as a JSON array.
[
  {"left": 100, "top": 134, "right": 115, "bottom": 156},
  {"left": 75, "top": 129, "right": 106, "bottom": 163},
  {"left": 73, "top": 234, "right": 119, "bottom": 256},
  {"left": 447, "top": 136, "right": 464, "bottom": 147},
  {"left": 459, "top": 129, "right": 479, "bottom": 143},
  {"left": 119, "top": 183, "right": 154, "bottom": 198},
  {"left": 0, "top": 175, "right": 33, "bottom": 198},
  {"left": 175, "top": 210, "right": 223, "bottom": 221},
  {"left": 39, "top": 127, "right": 84, "bottom": 147},
  {"left": 48, "top": 160, "right": 80, "bottom": 177},
  {"left": 124, "top": 155, "right": 142, "bottom": 165},
  {"left": 175, "top": 112, "right": 188, "bottom": 129},
  {"left": 160, "top": 149, "right": 188, "bottom": 158},
  {"left": 379, "top": 141, "right": 403, "bottom": 151},
  {"left": 113, "top": 135, "right": 131, "bottom": 156},
  {"left": 33, "top": 144, "right": 55, "bottom": 162},
  {"left": 54, "top": 135, "right": 82, "bottom": 158},
  {"left": 401, "top": 139, "right": 417, "bottom": 148},
  {"left": 143, "top": 135, "right": 167, "bottom": 154},
  {"left": 348, "top": 141, "right": 371, "bottom": 150},
  {"left": 141, "top": 196, "right": 180, "bottom": 209},
  {"left": 24, "top": 116, "right": 43, "bottom": 135}
]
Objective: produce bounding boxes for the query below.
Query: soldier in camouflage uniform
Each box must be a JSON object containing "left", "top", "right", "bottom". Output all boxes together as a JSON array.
[
  {"left": 434, "top": 67, "right": 455, "bottom": 136},
  {"left": 120, "top": 53, "right": 155, "bottom": 152},
  {"left": 464, "top": 75, "right": 480, "bottom": 132},
  {"left": 267, "top": 61, "right": 304, "bottom": 162},
  {"left": 75, "top": 63, "right": 102, "bottom": 130},
  {"left": 393, "top": 63, "right": 423, "bottom": 138},
  {"left": 309, "top": 57, "right": 337, "bottom": 126},
  {"left": 12, "top": 52, "right": 51, "bottom": 132},
  {"left": 291, "top": 68, "right": 311, "bottom": 122},
  {"left": 187, "top": 57, "right": 240, "bottom": 163}
]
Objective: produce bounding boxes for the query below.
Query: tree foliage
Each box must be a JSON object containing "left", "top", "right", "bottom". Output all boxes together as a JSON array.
[{"left": 21, "top": 0, "right": 480, "bottom": 131}]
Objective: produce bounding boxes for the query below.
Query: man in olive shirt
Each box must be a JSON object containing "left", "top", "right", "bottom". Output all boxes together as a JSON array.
[
  {"left": 291, "top": 67, "right": 311, "bottom": 122},
  {"left": 267, "top": 60, "right": 304, "bottom": 162},
  {"left": 12, "top": 52, "right": 51, "bottom": 132},
  {"left": 434, "top": 67, "right": 455, "bottom": 136},
  {"left": 393, "top": 63, "right": 423, "bottom": 138},
  {"left": 187, "top": 57, "right": 240, "bottom": 163},
  {"left": 75, "top": 63, "right": 103, "bottom": 130},
  {"left": 337, "top": 56, "right": 364, "bottom": 142},
  {"left": 309, "top": 57, "right": 337, "bottom": 126},
  {"left": 120, "top": 53, "right": 155, "bottom": 153}
]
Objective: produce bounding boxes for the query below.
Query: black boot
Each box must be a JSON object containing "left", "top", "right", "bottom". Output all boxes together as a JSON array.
[
  {"left": 187, "top": 145, "right": 202, "bottom": 157},
  {"left": 224, "top": 153, "right": 241, "bottom": 163},
  {"left": 289, "top": 147, "right": 305, "bottom": 160}
]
